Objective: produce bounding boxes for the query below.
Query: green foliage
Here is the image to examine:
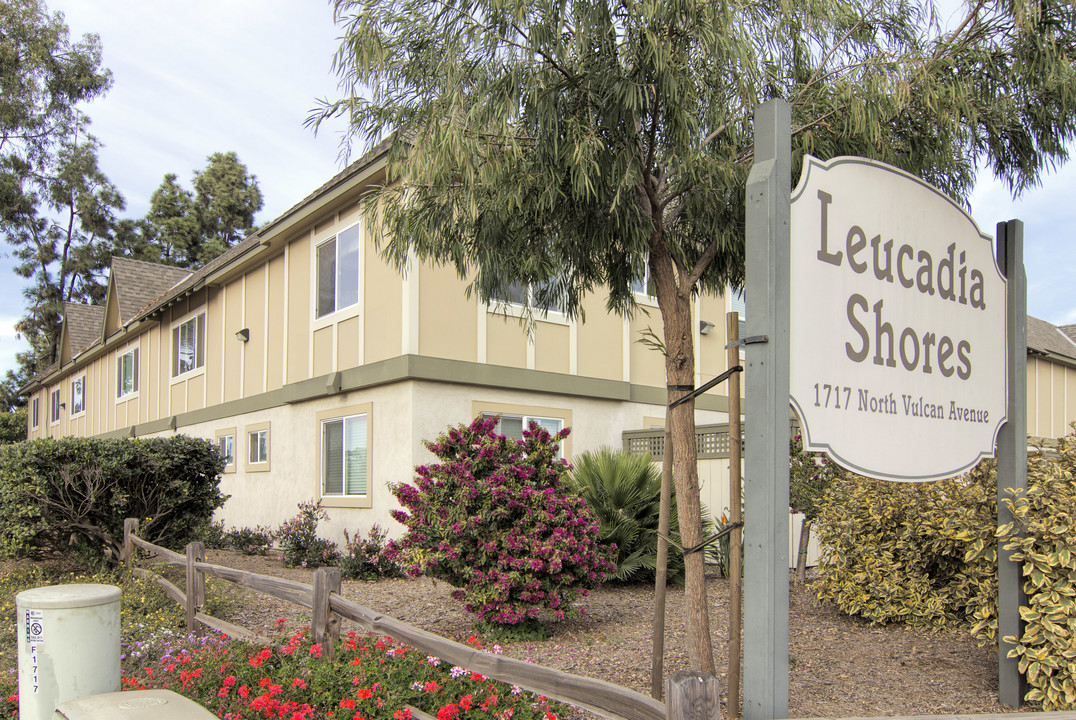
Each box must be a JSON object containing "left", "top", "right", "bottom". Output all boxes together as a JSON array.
[
  {"left": 565, "top": 446, "right": 696, "bottom": 584},
  {"left": 340, "top": 524, "right": 400, "bottom": 580},
  {"left": 997, "top": 431, "right": 1076, "bottom": 710},
  {"left": 224, "top": 524, "right": 276, "bottom": 556},
  {"left": 139, "top": 152, "right": 264, "bottom": 268},
  {"left": 812, "top": 464, "right": 997, "bottom": 628},
  {"left": 706, "top": 510, "right": 741, "bottom": 580},
  {"left": 0, "top": 408, "right": 26, "bottom": 445},
  {"left": 0, "top": 435, "right": 228, "bottom": 562},
  {"left": 276, "top": 501, "right": 339, "bottom": 568},
  {"left": 789, "top": 434, "right": 841, "bottom": 521},
  {"left": 389, "top": 416, "right": 614, "bottom": 626}
]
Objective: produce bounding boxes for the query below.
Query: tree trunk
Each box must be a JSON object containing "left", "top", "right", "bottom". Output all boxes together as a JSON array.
[
  {"left": 651, "top": 244, "right": 715, "bottom": 675},
  {"left": 795, "top": 518, "right": 812, "bottom": 585}
]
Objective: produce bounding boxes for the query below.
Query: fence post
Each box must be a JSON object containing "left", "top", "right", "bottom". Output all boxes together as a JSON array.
[
  {"left": 185, "top": 541, "right": 206, "bottom": 635},
  {"left": 666, "top": 671, "right": 721, "bottom": 720},
  {"left": 312, "top": 567, "right": 342, "bottom": 661},
  {"left": 121, "top": 518, "right": 139, "bottom": 567}
]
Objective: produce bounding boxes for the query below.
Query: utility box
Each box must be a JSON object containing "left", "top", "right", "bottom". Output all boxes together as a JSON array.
[
  {"left": 54, "top": 689, "right": 217, "bottom": 720},
  {"left": 16, "top": 584, "right": 122, "bottom": 720}
]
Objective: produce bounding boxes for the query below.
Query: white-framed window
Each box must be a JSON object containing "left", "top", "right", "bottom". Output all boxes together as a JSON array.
[
  {"left": 729, "top": 286, "right": 746, "bottom": 358},
  {"left": 70, "top": 375, "right": 85, "bottom": 416},
  {"left": 172, "top": 312, "right": 205, "bottom": 378},
  {"left": 50, "top": 388, "right": 61, "bottom": 424},
  {"left": 249, "top": 429, "right": 268, "bottom": 464},
  {"left": 315, "top": 224, "right": 361, "bottom": 319},
  {"left": 321, "top": 413, "right": 368, "bottom": 497},
  {"left": 491, "top": 279, "right": 563, "bottom": 314},
  {"left": 483, "top": 412, "right": 564, "bottom": 441},
  {"left": 215, "top": 429, "right": 235, "bottom": 473},
  {"left": 117, "top": 348, "right": 139, "bottom": 398},
  {"left": 31, "top": 396, "right": 39, "bottom": 428},
  {"left": 631, "top": 266, "right": 656, "bottom": 299}
]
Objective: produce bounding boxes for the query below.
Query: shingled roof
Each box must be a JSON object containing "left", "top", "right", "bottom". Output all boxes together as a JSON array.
[
  {"left": 1061, "top": 324, "right": 1076, "bottom": 345},
  {"left": 62, "top": 302, "right": 104, "bottom": 356},
  {"left": 109, "top": 256, "right": 192, "bottom": 323},
  {"left": 1028, "top": 315, "right": 1076, "bottom": 363}
]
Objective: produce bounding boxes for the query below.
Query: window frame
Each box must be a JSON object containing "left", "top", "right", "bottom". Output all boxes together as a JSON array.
[
  {"left": 314, "top": 221, "right": 362, "bottom": 321},
  {"left": 49, "top": 388, "right": 61, "bottom": 425},
  {"left": 70, "top": 374, "right": 85, "bottom": 417},
  {"left": 214, "top": 427, "right": 236, "bottom": 474},
  {"left": 473, "top": 401, "right": 572, "bottom": 459},
  {"left": 316, "top": 402, "right": 373, "bottom": 509},
  {"left": 31, "top": 396, "right": 39, "bottom": 428},
  {"left": 171, "top": 311, "right": 206, "bottom": 380},
  {"left": 117, "top": 347, "right": 140, "bottom": 399},
  {"left": 244, "top": 421, "right": 271, "bottom": 473}
]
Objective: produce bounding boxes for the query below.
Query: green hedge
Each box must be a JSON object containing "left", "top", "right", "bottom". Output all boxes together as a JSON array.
[
  {"left": 0, "top": 435, "right": 228, "bottom": 563},
  {"left": 812, "top": 428, "right": 1076, "bottom": 709}
]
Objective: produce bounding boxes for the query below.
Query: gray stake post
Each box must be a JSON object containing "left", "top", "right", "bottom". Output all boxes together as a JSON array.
[
  {"left": 743, "top": 99, "right": 791, "bottom": 720},
  {"left": 996, "top": 219, "right": 1027, "bottom": 707}
]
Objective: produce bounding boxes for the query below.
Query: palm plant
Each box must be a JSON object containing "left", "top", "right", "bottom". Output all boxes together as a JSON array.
[{"left": 567, "top": 447, "right": 711, "bottom": 584}]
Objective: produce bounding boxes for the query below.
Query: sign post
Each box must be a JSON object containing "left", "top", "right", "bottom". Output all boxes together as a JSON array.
[
  {"left": 743, "top": 98, "right": 791, "bottom": 720},
  {"left": 743, "top": 99, "right": 1024, "bottom": 715}
]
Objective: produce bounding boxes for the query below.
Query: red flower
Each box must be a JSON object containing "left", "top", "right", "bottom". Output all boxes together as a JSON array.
[
  {"left": 339, "top": 699, "right": 357, "bottom": 710},
  {"left": 292, "top": 678, "right": 306, "bottom": 688},
  {"left": 249, "top": 648, "right": 272, "bottom": 668},
  {"left": 309, "top": 644, "right": 323, "bottom": 658},
  {"left": 459, "top": 694, "right": 473, "bottom": 710},
  {"left": 436, "top": 704, "right": 460, "bottom": 720},
  {"left": 356, "top": 688, "right": 374, "bottom": 700},
  {"left": 238, "top": 686, "right": 249, "bottom": 699},
  {"left": 394, "top": 710, "right": 412, "bottom": 720},
  {"left": 423, "top": 681, "right": 442, "bottom": 693},
  {"left": 349, "top": 658, "right": 362, "bottom": 666},
  {"left": 470, "top": 672, "right": 485, "bottom": 681}
]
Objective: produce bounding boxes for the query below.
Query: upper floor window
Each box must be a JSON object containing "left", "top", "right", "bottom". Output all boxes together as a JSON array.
[
  {"left": 491, "top": 279, "right": 563, "bottom": 313},
  {"left": 172, "top": 313, "right": 205, "bottom": 377},
  {"left": 631, "top": 267, "right": 656, "bottom": 298},
  {"left": 50, "top": 389, "right": 61, "bottom": 424},
  {"left": 117, "top": 348, "right": 139, "bottom": 398},
  {"left": 71, "top": 376, "right": 85, "bottom": 416},
  {"left": 316, "top": 224, "right": 360, "bottom": 319},
  {"left": 31, "top": 396, "right": 39, "bottom": 428},
  {"left": 730, "top": 286, "right": 746, "bottom": 338}
]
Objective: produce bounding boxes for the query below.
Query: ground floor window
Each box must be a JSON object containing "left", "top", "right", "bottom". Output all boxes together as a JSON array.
[
  {"left": 244, "top": 422, "right": 271, "bottom": 472},
  {"left": 322, "top": 414, "right": 367, "bottom": 496}
]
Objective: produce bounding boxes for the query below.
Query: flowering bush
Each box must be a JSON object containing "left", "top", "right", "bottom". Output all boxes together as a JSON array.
[
  {"left": 115, "top": 624, "right": 561, "bottom": 720},
  {"left": 276, "top": 501, "right": 339, "bottom": 568},
  {"left": 340, "top": 524, "right": 401, "bottom": 580},
  {"left": 388, "top": 416, "right": 615, "bottom": 627}
]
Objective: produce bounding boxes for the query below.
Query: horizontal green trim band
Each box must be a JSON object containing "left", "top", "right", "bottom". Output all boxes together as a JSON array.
[{"left": 95, "top": 355, "right": 730, "bottom": 439}]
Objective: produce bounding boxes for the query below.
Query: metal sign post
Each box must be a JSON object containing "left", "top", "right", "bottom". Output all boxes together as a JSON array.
[
  {"left": 743, "top": 98, "right": 791, "bottom": 720},
  {"left": 996, "top": 219, "right": 1027, "bottom": 707}
]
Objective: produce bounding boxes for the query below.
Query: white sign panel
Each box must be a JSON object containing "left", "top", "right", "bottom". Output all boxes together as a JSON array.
[{"left": 789, "top": 156, "right": 1007, "bottom": 481}]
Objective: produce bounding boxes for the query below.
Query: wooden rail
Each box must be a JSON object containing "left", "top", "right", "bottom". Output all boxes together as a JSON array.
[{"left": 120, "top": 519, "right": 690, "bottom": 720}]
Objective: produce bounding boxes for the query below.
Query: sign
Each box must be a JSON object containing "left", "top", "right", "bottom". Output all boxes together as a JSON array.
[{"left": 789, "top": 155, "right": 1007, "bottom": 481}]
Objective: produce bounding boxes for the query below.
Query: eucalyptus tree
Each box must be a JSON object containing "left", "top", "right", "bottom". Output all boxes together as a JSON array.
[{"left": 314, "top": 0, "right": 1076, "bottom": 672}]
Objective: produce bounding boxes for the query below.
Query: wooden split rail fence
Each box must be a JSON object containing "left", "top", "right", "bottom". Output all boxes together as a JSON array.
[{"left": 120, "top": 519, "right": 717, "bottom": 720}]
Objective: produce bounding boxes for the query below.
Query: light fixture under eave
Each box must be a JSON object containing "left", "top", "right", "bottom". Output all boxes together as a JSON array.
[
  {"left": 236, "top": 328, "right": 250, "bottom": 342},
  {"left": 699, "top": 320, "right": 716, "bottom": 335}
]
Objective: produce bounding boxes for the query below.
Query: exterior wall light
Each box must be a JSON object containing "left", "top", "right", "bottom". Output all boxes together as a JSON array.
[
  {"left": 699, "top": 320, "right": 716, "bottom": 335},
  {"left": 236, "top": 329, "right": 250, "bottom": 342}
]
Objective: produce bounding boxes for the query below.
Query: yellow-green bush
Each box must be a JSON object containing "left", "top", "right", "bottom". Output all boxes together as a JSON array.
[
  {"left": 813, "top": 427, "right": 1076, "bottom": 709},
  {"left": 812, "top": 462, "right": 997, "bottom": 628},
  {"left": 997, "top": 431, "right": 1076, "bottom": 710}
]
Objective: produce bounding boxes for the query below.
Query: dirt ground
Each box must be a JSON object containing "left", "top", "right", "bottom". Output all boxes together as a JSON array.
[{"left": 205, "top": 549, "right": 1013, "bottom": 718}]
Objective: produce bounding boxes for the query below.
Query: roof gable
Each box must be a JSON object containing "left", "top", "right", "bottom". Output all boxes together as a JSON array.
[
  {"left": 107, "top": 257, "right": 192, "bottom": 327},
  {"left": 1027, "top": 315, "right": 1076, "bottom": 363},
  {"left": 59, "top": 302, "right": 105, "bottom": 363}
]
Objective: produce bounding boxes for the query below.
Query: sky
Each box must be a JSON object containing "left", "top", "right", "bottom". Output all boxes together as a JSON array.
[{"left": 1, "top": 0, "right": 1074, "bottom": 380}]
